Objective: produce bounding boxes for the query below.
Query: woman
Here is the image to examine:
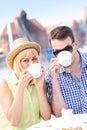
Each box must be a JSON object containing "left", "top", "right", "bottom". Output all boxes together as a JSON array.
[{"left": 0, "top": 37, "right": 51, "bottom": 130}]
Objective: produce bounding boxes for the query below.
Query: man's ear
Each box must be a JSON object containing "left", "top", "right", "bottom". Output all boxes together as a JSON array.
[{"left": 74, "top": 39, "right": 79, "bottom": 48}]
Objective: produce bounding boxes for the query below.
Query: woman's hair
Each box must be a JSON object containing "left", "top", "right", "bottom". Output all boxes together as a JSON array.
[
  {"left": 49, "top": 26, "right": 75, "bottom": 43},
  {"left": 13, "top": 48, "right": 39, "bottom": 75}
]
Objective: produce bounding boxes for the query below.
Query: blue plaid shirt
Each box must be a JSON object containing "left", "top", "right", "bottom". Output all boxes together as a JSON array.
[{"left": 45, "top": 51, "right": 87, "bottom": 114}]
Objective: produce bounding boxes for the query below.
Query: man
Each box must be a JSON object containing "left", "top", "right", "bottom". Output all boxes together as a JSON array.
[{"left": 45, "top": 26, "right": 87, "bottom": 117}]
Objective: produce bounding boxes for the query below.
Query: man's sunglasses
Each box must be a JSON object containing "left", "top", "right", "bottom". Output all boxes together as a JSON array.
[{"left": 53, "top": 45, "right": 73, "bottom": 57}]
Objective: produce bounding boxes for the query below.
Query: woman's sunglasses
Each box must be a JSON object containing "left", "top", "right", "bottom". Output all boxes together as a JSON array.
[{"left": 53, "top": 45, "right": 73, "bottom": 57}]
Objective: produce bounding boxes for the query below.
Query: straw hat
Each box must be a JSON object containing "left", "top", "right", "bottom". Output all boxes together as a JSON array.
[{"left": 6, "top": 37, "right": 41, "bottom": 69}]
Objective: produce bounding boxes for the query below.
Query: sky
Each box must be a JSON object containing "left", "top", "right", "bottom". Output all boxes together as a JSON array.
[{"left": 0, "top": 0, "right": 87, "bottom": 33}]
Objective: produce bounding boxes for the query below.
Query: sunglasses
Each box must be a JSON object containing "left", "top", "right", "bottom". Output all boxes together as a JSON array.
[{"left": 53, "top": 45, "right": 73, "bottom": 57}]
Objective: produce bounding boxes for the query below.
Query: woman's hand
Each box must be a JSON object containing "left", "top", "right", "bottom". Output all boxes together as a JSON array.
[
  {"left": 33, "top": 66, "right": 51, "bottom": 120},
  {"left": 18, "top": 69, "right": 33, "bottom": 89}
]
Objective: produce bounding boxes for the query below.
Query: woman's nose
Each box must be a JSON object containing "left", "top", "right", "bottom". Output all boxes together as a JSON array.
[{"left": 28, "top": 61, "right": 33, "bottom": 66}]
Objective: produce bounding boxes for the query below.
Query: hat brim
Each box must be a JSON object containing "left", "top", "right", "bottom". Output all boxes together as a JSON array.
[{"left": 6, "top": 43, "right": 41, "bottom": 69}]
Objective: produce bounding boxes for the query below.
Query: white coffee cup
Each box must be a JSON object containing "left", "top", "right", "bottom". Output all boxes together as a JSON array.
[
  {"left": 27, "top": 63, "right": 42, "bottom": 78},
  {"left": 57, "top": 50, "right": 72, "bottom": 67},
  {"left": 61, "top": 108, "right": 74, "bottom": 122}
]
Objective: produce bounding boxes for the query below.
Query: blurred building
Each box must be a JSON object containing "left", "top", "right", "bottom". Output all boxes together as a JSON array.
[
  {"left": 71, "top": 7, "right": 87, "bottom": 48},
  {"left": 0, "top": 8, "right": 87, "bottom": 67},
  {"left": 0, "top": 9, "right": 56, "bottom": 67}
]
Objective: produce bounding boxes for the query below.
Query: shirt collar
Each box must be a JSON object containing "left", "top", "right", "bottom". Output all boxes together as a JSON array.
[
  {"left": 11, "top": 73, "right": 35, "bottom": 87},
  {"left": 78, "top": 50, "right": 87, "bottom": 67},
  {"left": 11, "top": 73, "right": 19, "bottom": 84}
]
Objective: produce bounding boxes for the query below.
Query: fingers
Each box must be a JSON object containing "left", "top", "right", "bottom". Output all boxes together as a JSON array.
[
  {"left": 49, "top": 58, "right": 58, "bottom": 70},
  {"left": 19, "top": 69, "right": 33, "bottom": 85},
  {"left": 41, "top": 66, "right": 46, "bottom": 76},
  {"left": 48, "top": 58, "right": 61, "bottom": 75}
]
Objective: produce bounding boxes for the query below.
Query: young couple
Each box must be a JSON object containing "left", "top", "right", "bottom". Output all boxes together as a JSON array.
[{"left": 0, "top": 25, "right": 87, "bottom": 130}]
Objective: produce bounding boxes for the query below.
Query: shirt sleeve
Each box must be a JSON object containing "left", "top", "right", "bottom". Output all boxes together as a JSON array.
[{"left": 45, "top": 71, "right": 52, "bottom": 104}]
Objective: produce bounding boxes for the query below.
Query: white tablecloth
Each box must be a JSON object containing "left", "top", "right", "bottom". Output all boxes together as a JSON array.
[{"left": 26, "top": 114, "right": 87, "bottom": 130}]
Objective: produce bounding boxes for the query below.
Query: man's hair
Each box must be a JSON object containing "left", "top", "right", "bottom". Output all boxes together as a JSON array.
[{"left": 49, "top": 26, "right": 75, "bottom": 43}]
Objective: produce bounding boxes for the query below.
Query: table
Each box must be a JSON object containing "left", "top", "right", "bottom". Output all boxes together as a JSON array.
[{"left": 26, "top": 113, "right": 87, "bottom": 130}]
